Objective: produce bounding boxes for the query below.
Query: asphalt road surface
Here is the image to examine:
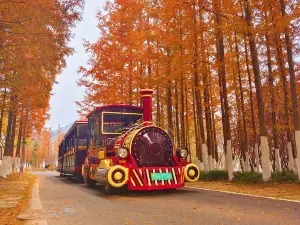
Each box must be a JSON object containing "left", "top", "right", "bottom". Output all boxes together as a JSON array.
[{"left": 34, "top": 171, "right": 300, "bottom": 225}]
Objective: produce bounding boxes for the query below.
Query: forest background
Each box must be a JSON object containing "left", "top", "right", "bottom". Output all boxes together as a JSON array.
[
  {"left": 0, "top": 0, "right": 299, "bottom": 181},
  {"left": 78, "top": 0, "right": 300, "bottom": 180}
]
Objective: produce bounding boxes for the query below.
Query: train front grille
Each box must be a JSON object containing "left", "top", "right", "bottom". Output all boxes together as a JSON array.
[{"left": 129, "top": 166, "right": 184, "bottom": 189}]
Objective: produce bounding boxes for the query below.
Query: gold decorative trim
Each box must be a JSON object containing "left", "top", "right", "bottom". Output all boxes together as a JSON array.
[
  {"left": 131, "top": 178, "right": 136, "bottom": 187},
  {"left": 146, "top": 169, "right": 151, "bottom": 186},
  {"left": 133, "top": 169, "right": 143, "bottom": 186},
  {"left": 172, "top": 168, "right": 177, "bottom": 184},
  {"left": 166, "top": 169, "right": 171, "bottom": 185}
]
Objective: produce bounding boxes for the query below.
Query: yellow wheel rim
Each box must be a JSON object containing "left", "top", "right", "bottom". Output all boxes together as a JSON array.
[
  {"left": 114, "top": 172, "right": 123, "bottom": 181},
  {"left": 107, "top": 165, "right": 129, "bottom": 188},
  {"left": 184, "top": 163, "right": 200, "bottom": 182},
  {"left": 188, "top": 169, "right": 196, "bottom": 177}
]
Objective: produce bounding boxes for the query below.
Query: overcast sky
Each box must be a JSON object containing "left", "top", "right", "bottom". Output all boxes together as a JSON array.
[{"left": 47, "top": 0, "right": 106, "bottom": 130}]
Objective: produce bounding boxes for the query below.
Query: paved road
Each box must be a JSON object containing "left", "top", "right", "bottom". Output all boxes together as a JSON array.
[{"left": 34, "top": 172, "right": 300, "bottom": 225}]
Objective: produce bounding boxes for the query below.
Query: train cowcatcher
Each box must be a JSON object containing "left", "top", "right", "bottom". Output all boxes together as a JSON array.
[{"left": 80, "top": 89, "right": 200, "bottom": 194}]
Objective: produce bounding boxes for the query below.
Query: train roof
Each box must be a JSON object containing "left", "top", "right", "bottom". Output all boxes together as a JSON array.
[
  {"left": 64, "top": 120, "right": 88, "bottom": 138},
  {"left": 87, "top": 104, "right": 143, "bottom": 118},
  {"left": 59, "top": 140, "right": 64, "bottom": 146}
]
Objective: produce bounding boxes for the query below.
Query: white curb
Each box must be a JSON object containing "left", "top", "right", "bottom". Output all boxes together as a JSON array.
[
  {"left": 23, "top": 179, "right": 48, "bottom": 225},
  {"left": 185, "top": 186, "right": 300, "bottom": 204}
]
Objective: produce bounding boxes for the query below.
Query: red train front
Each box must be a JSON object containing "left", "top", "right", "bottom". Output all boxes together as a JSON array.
[{"left": 82, "top": 89, "right": 200, "bottom": 193}]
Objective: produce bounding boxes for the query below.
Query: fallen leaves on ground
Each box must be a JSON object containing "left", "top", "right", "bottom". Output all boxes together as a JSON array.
[
  {"left": 187, "top": 181, "right": 300, "bottom": 201},
  {"left": 0, "top": 172, "right": 36, "bottom": 225}
]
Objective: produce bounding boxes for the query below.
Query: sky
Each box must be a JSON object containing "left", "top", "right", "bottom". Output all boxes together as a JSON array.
[{"left": 47, "top": 0, "right": 106, "bottom": 130}]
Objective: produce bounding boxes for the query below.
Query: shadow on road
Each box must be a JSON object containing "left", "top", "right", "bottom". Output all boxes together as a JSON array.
[{"left": 55, "top": 175, "right": 198, "bottom": 198}]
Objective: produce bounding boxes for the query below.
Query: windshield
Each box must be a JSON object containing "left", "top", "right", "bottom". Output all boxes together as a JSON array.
[{"left": 102, "top": 112, "right": 143, "bottom": 134}]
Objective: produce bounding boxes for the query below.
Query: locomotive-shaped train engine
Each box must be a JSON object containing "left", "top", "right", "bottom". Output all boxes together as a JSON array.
[{"left": 82, "top": 89, "right": 200, "bottom": 193}]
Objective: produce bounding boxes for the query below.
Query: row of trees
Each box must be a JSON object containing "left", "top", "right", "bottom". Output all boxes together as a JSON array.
[
  {"left": 25, "top": 127, "right": 64, "bottom": 169},
  {"left": 79, "top": 0, "right": 300, "bottom": 180},
  {"left": 0, "top": 0, "right": 84, "bottom": 177}
]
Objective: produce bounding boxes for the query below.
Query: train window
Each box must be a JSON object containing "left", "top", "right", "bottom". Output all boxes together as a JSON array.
[
  {"left": 102, "top": 112, "right": 143, "bottom": 134},
  {"left": 77, "top": 124, "right": 88, "bottom": 139},
  {"left": 89, "top": 114, "right": 100, "bottom": 146}
]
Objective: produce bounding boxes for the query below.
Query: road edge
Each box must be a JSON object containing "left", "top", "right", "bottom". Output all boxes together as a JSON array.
[
  {"left": 185, "top": 186, "right": 300, "bottom": 204},
  {"left": 17, "top": 178, "right": 48, "bottom": 225}
]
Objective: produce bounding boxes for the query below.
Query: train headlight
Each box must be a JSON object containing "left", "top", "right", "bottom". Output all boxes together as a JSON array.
[
  {"left": 116, "top": 147, "right": 128, "bottom": 158},
  {"left": 180, "top": 148, "right": 189, "bottom": 158}
]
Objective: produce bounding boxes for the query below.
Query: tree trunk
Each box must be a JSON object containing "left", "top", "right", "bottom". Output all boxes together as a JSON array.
[
  {"left": 214, "top": 0, "right": 232, "bottom": 177},
  {"left": 266, "top": 32, "right": 281, "bottom": 172},
  {"left": 209, "top": 71, "right": 218, "bottom": 168},
  {"left": 274, "top": 32, "right": 291, "bottom": 171},
  {"left": 128, "top": 75, "right": 133, "bottom": 105},
  {"left": 194, "top": 7, "right": 207, "bottom": 170},
  {"left": 179, "top": 19, "right": 186, "bottom": 147},
  {"left": 16, "top": 114, "right": 23, "bottom": 158},
  {"left": 192, "top": 37, "right": 204, "bottom": 160},
  {"left": 167, "top": 83, "right": 174, "bottom": 141},
  {"left": 193, "top": 86, "right": 202, "bottom": 162},
  {"left": 4, "top": 109, "right": 13, "bottom": 157},
  {"left": 166, "top": 46, "right": 174, "bottom": 141},
  {"left": 175, "top": 81, "right": 180, "bottom": 147},
  {"left": 216, "top": 50, "right": 227, "bottom": 168},
  {"left": 0, "top": 88, "right": 7, "bottom": 139},
  {"left": 244, "top": 0, "right": 271, "bottom": 180},
  {"left": 10, "top": 113, "right": 17, "bottom": 156},
  {"left": 280, "top": 0, "right": 300, "bottom": 177},
  {"left": 180, "top": 74, "right": 186, "bottom": 147},
  {"left": 244, "top": 34, "right": 257, "bottom": 145},
  {"left": 185, "top": 82, "right": 190, "bottom": 155},
  {"left": 235, "top": 31, "right": 249, "bottom": 171},
  {"left": 20, "top": 100, "right": 30, "bottom": 179},
  {"left": 200, "top": 15, "right": 212, "bottom": 171}
]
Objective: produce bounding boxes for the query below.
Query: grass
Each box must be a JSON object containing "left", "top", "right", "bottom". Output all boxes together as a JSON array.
[
  {"left": 233, "top": 171, "right": 263, "bottom": 184},
  {"left": 0, "top": 172, "right": 36, "bottom": 225},
  {"left": 200, "top": 170, "right": 228, "bottom": 181},
  {"left": 188, "top": 170, "right": 300, "bottom": 201},
  {"left": 271, "top": 170, "right": 298, "bottom": 183}
]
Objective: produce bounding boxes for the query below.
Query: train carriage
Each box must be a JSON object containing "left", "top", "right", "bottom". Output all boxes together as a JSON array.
[
  {"left": 82, "top": 89, "right": 200, "bottom": 193},
  {"left": 57, "top": 141, "right": 64, "bottom": 173},
  {"left": 57, "top": 120, "right": 88, "bottom": 181}
]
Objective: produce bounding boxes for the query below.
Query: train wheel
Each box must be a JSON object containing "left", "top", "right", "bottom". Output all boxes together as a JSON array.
[
  {"left": 104, "top": 184, "right": 127, "bottom": 195},
  {"left": 76, "top": 173, "right": 84, "bottom": 183},
  {"left": 85, "top": 177, "right": 96, "bottom": 188},
  {"left": 104, "top": 184, "right": 116, "bottom": 195},
  {"left": 164, "top": 188, "right": 176, "bottom": 193}
]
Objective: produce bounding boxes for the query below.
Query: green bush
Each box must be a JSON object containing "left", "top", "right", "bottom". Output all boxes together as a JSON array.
[
  {"left": 200, "top": 170, "right": 228, "bottom": 181},
  {"left": 233, "top": 171, "right": 263, "bottom": 184},
  {"left": 271, "top": 170, "right": 298, "bottom": 183}
]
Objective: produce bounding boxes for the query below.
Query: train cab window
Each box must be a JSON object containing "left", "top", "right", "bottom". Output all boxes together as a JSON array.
[
  {"left": 102, "top": 112, "right": 143, "bottom": 134},
  {"left": 90, "top": 114, "right": 100, "bottom": 146}
]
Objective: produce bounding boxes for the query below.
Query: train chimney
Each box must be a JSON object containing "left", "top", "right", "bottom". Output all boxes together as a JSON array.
[{"left": 140, "top": 89, "right": 153, "bottom": 126}]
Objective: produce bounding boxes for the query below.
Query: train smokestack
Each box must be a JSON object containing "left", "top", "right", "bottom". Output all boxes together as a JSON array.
[{"left": 140, "top": 89, "right": 153, "bottom": 126}]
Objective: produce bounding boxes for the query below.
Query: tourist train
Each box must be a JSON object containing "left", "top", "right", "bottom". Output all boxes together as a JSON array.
[{"left": 57, "top": 89, "right": 200, "bottom": 193}]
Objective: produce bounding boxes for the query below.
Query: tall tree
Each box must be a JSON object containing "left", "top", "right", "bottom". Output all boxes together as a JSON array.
[{"left": 243, "top": 0, "right": 271, "bottom": 180}]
